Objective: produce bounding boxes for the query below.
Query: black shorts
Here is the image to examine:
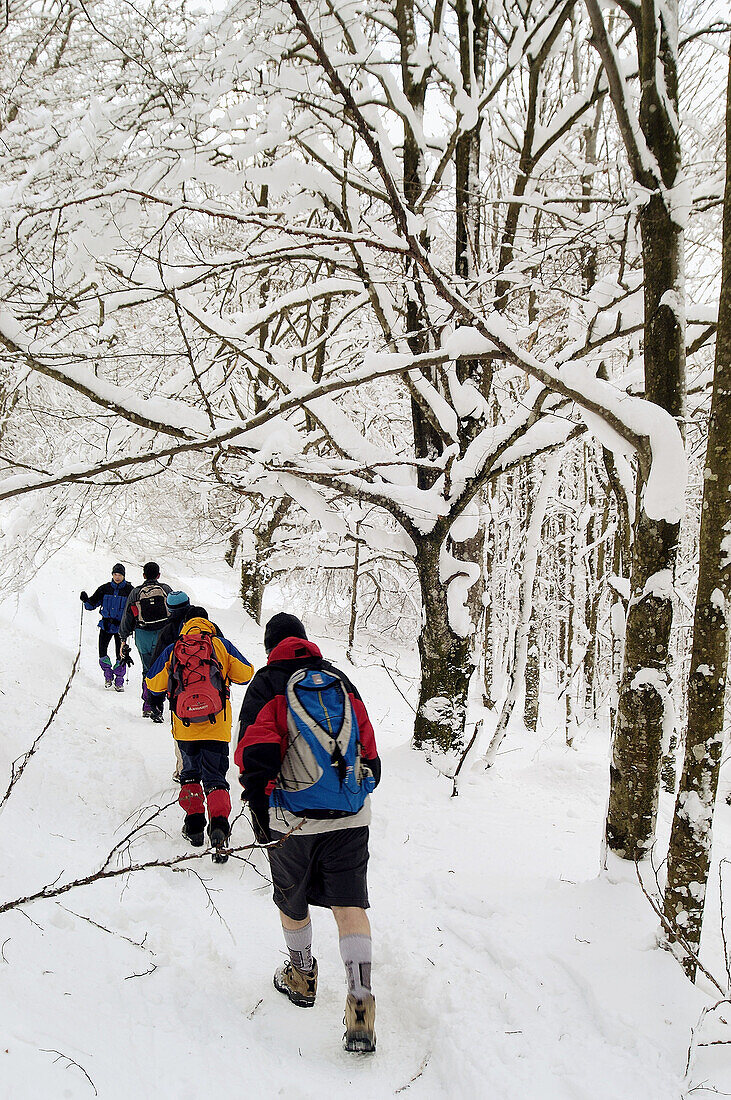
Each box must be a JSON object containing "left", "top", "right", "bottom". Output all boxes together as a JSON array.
[{"left": 268, "top": 826, "right": 370, "bottom": 921}]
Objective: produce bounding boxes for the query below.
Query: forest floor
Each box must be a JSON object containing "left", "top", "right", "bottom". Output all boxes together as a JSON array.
[{"left": 0, "top": 540, "right": 728, "bottom": 1099}]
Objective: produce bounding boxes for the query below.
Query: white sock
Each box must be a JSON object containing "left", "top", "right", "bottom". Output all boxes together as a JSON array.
[
  {"left": 339, "top": 934, "right": 372, "bottom": 998},
  {"left": 282, "top": 921, "right": 313, "bottom": 971}
]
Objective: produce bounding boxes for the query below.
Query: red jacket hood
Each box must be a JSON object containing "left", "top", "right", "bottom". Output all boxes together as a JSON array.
[{"left": 267, "top": 637, "right": 322, "bottom": 663}]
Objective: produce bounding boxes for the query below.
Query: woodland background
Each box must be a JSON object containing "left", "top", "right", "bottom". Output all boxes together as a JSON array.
[{"left": 0, "top": 0, "right": 730, "bottom": 1056}]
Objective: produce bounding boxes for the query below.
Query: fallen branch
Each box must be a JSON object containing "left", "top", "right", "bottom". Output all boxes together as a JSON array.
[{"left": 0, "top": 826, "right": 302, "bottom": 918}]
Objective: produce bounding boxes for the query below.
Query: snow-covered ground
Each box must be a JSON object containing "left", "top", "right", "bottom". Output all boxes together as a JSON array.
[{"left": 0, "top": 541, "right": 727, "bottom": 1098}]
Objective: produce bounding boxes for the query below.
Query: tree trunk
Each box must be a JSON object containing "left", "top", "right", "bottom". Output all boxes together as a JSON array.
[
  {"left": 662, "top": 46, "right": 731, "bottom": 976},
  {"left": 239, "top": 498, "right": 289, "bottom": 624},
  {"left": 347, "top": 532, "right": 361, "bottom": 660},
  {"left": 604, "top": 0, "right": 686, "bottom": 860},
  {"left": 523, "top": 620, "right": 541, "bottom": 731},
  {"left": 413, "top": 531, "right": 472, "bottom": 754},
  {"left": 485, "top": 453, "right": 561, "bottom": 764},
  {"left": 565, "top": 516, "right": 576, "bottom": 746}
]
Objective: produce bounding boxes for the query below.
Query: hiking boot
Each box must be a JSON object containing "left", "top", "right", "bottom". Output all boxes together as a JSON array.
[
  {"left": 112, "top": 660, "right": 126, "bottom": 691},
  {"left": 343, "top": 993, "right": 376, "bottom": 1053},
  {"left": 150, "top": 708, "right": 164, "bottom": 723},
  {"left": 104, "top": 680, "right": 114, "bottom": 690},
  {"left": 208, "top": 815, "right": 230, "bottom": 863},
  {"left": 142, "top": 703, "right": 153, "bottom": 718},
  {"left": 273, "top": 959, "right": 318, "bottom": 1008},
  {"left": 115, "top": 683, "right": 125, "bottom": 692},
  {"left": 182, "top": 812, "right": 206, "bottom": 847},
  {"left": 208, "top": 815, "right": 230, "bottom": 848}
]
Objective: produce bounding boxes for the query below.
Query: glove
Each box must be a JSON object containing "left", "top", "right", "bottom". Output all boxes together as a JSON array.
[
  {"left": 121, "top": 643, "right": 133, "bottom": 666},
  {"left": 251, "top": 813, "right": 272, "bottom": 845},
  {"left": 245, "top": 792, "right": 271, "bottom": 844},
  {"left": 80, "top": 590, "right": 89, "bottom": 602}
]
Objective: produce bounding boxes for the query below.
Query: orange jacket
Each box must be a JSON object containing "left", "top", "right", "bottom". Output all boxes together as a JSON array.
[{"left": 145, "top": 616, "right": 253, "bottom": 743}]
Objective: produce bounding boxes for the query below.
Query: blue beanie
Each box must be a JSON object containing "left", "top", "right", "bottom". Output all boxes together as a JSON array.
[{"left": 167, "top": 591, "right": 190, "bottom": 610}]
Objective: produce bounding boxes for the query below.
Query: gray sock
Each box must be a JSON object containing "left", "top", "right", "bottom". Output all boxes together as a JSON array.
[
  {"left": 339, "top": 934, "right": 372, "bottom": 998},
  {"left": 283, "top": 921, "right": 313, "bottom": 972}
]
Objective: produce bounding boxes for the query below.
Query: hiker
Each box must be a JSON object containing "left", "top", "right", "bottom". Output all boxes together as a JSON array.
[
  {"left": 145, "top": 608, "right": 253, "bottom": 860},
  {"left": 148, "top": 591, "right": 194, "bottom": 727},
  {"left": 80, "top": 564, "right": 133, "bottom": 691},
  {"left": 235, "top": 612, "right": 381, "bottom": 1054},
  {"left": 119, "top": 561, "right": 172, "bottom": 718}
]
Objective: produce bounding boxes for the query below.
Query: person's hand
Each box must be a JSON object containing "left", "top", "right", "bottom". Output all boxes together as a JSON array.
[
  {"left": 121, "top": 643, "right": 133, "bottom": 666},
  {"left": 251, "top": 813, "right": 271, "bottom": 845},
  {"left": 244, "top": 792, "right": 271, "bottom": 843},
  {"left": 80, "top": 590, "right": 89, "bottom": 602}
]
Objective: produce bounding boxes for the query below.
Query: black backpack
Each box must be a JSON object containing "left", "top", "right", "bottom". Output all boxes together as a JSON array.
[{"left": 136, "top": 582, "right": 169, "bottom": 629}]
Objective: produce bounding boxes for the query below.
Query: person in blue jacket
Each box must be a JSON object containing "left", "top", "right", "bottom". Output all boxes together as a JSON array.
[{"left": 80, "top": 563, "right": 133, "bottom": 691}]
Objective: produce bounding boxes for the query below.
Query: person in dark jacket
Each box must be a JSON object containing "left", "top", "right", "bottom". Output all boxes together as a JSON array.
[
  {"left": 236, "top": 612, "right": 380, "bottom": 1053},
  {"left": 119, "top": 561, "right": 172, "bottom": 717},
  {"left": 80, "top": 564, "right": 133, "bottom": 690}
]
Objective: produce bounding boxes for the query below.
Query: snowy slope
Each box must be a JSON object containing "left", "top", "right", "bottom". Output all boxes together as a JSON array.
[{"left": 0, "top": 541, "right": 721, "bottom": 1098}]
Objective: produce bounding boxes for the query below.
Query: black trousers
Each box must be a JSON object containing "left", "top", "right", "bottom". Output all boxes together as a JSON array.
[
  {"left": 99, "top": 629, "right": 121, "bottom": 662},
  {"left": 178, "top": 741, "right": 230, "bottom": 793}
]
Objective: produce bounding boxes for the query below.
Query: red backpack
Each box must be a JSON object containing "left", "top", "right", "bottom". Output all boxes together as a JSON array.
[{"left": 168, "top": 633, "right": 228, "bottom": 726}]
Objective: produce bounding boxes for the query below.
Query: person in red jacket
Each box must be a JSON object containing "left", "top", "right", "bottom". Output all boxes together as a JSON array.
[{"left": 236, "top": 613, "right": 380, "bottom": 1054}]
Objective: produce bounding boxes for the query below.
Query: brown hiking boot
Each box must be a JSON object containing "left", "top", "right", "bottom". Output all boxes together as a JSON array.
[
  {"left": 343, "top": 992, "right": 376, "bottom": 1053},
  {"left": 273, "top": 959, "right": 318, "bottom": 1008}
]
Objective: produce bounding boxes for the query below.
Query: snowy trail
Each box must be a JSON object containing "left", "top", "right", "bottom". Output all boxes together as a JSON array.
[{"left": 0, "top": 543, "right": 713, "bottom": 1098}]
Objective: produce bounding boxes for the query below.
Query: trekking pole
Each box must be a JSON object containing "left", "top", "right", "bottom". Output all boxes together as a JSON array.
[{"left": 0, "top": 603, "right": 85, "bottom": 813}]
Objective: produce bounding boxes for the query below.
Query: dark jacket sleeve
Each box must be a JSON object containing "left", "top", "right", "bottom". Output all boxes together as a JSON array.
[
  {"left": 235, "top": 671, "right": 284, "bottom": 805},
  {"left": 119, "top": 586, "right": 138, "bottom": 642},
  {"left": 84, "top": 583, "right": 107, "bottom": 611}
]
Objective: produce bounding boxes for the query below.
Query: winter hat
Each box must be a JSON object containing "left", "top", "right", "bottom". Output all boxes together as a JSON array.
[
  {"left": 166, "top": 591, "right": 190, "bottom": 610},
  {"left": 143, "top": 561, "right": 160, "bottom": 580},
  {"left": 112, "top": 563, "right": 126, "bottom": 577},
  {"left": 264, "top": 613, "right": 307, "bottom": 654}
]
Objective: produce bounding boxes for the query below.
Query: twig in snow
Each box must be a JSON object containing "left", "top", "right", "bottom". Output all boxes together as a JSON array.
[
  {"left": 634, "top": 861, "right": 725, "bottom": 997},
  {"left": 380, "top": 658, "right": 416, "bottom": 714},
  {"left": 0, "top": 825, "right": 304, "bottom": 918},
  {"left": 40, "top": 1048, "right": 97, "bottom": 1095},
  {"left": 0, "top": 937, "right": 9, "bottom": 962},
  {"left": 247, "top": 998, "right": 263, "bottom": 1019},
  {"left": 719, "top": 861, "right": 731, "bottom": 992},
  {"left": 124, "top": 964, "right": 157, "bottom": 981},
  {"left": 395, "top": 1053, "right": 430, "bottom": 1093},
  {"left": 174, "top": 865, "right": 232, "bottom": 936},
  {"left": 686, "top": 998, "right": 731, "bottom": 1083},
  {"left": 56, "top": 903, "right": 154, "bottom": 954},
  {"left": 101, "top": 798, "right": 178, "bottom": 871},
  {"left": 451, "top": 720, "right": 483, "bottom": 797}
]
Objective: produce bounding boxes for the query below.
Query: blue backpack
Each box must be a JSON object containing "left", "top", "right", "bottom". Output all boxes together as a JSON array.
[{"left": 271, "top": 667, "right": 376, "bottom": 818}]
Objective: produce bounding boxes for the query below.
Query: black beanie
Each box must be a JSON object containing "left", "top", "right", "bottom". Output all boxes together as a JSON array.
[
  {"left": 143, "top": 561, "right": 160, "bottom": 580},
  {"left": 112, "top": 563, "right": 125, "bottom": 576},
  {"left": 264, "top": 613, "right": 307, "bottom": 654}
]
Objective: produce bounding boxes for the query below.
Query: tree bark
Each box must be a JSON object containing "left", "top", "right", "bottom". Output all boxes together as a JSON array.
[
  {"left": 239, "top": 499, "right": 288, "bottom": 623},
  {"left": 413, "top": 530, "right": 472, "bottom": 754},
  {"left": 662, "top": 45, "right": 731, "bottom": 976},
  {"left": 599, "top": 0, "right": 687, "bottom": 860},
  {"left": 523, "top": 621, "right": 541, "bottom": 731}
]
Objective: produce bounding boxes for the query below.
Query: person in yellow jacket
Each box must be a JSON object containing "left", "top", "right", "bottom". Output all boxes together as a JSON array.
[{"left": 146, "top": 609, "right": 253, "bottom": 858}]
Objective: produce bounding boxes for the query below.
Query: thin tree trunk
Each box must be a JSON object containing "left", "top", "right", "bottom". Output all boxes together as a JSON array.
[
  {"left": 523, "top": 619, "right": 541, "bottom": 731},
  {"left": 602, "top": 0, "right": 686, "bottom": 860},
  {"left": 485, "top": 453, "right": 561, "bottom": 764},
  {"left": 662, "top": 46, "right": 731, "bottom": 977},
  {"left": 347, "top": 531, "right": 361, "bottom": 660},
  {"left": 413, "top": 531, "right": 472, "bottom": 754}
]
